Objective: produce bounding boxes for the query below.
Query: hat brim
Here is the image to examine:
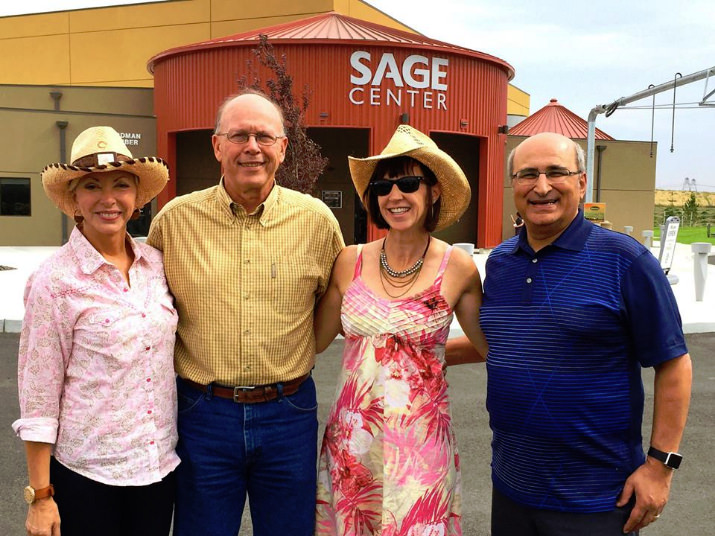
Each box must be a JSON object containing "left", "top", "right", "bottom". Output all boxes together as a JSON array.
[
  {"left": 349, "top": 146, "right": 471, "bottom": 232},
  {"left": 42, "top": 157, "right": 169, "bottom": 217}
]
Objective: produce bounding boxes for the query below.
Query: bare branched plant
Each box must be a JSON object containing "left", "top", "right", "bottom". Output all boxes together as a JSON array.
[{"left": 239, "top": 35, "right": 327, "bottom": 194}]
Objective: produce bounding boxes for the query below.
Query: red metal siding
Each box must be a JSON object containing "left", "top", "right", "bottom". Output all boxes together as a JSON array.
[{"left": 153, "top": 41, "right": 510, "bottom": 247}]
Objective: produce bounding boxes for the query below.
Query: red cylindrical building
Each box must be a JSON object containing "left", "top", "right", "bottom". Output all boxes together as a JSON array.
[{"left": 148, "top": 12, "right": 513, "bottom": 247}]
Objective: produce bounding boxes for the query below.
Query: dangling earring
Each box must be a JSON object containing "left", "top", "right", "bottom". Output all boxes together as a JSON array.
[{"left": 130, "top": 208, "right": 142, "bottom": 221}]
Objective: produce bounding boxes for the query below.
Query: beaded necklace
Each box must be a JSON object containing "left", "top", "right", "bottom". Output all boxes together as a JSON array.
[{"left": 378, "top": 235, "right": 431, "bottom": 298}]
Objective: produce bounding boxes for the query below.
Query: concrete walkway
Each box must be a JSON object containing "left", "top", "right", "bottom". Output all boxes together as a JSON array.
[{"left": 1, "top": 241, "right": 714, "bottom": 333}]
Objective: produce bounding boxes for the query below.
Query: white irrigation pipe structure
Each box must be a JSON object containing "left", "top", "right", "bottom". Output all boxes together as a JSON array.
[{"left": 585, "top": 66, "right": 715, "bottom": 203}]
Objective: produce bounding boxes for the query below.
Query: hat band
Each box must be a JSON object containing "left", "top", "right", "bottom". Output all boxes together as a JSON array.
[{"left": 72, "top": 152, "right": 132, "bottom": 167}]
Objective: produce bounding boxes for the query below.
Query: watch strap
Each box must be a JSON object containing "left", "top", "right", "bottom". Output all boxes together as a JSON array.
[
  {"left": 27, "top": 484, "right": 55, "bottom": 503},
  {"left": 647, "top": 446, "right": 682, "bottom": 469}
]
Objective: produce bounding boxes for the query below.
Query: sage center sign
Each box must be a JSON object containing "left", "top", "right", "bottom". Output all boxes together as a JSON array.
[{"left": 349, "top": 51, "right": 449, "bottom": 110}]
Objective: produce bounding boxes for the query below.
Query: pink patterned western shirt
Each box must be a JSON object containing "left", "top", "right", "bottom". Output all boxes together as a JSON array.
[{"left": 13, "top": 227, "right": 180, "bottom": 486}]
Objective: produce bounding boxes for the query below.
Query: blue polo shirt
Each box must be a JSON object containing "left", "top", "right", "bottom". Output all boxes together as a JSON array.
[{"left": 480, "top": 211, "right": 687, "bottom": 513}]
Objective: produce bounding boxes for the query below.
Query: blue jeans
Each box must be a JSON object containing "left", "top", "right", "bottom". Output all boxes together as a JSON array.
[{"left": 173, "top": 375, "right": 319, "bottom": 536}]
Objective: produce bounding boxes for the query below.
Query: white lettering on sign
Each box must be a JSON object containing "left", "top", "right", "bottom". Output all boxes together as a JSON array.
[
  {"left": 120, "top": 132, "right": 142, "bottom": 146},
  {"left": 348, "top": 87, "right": 365, "bottom": 104},
  {"left": 402, "top": 55, "right": 429, "bottom": 89},
  {"left": 431, "top": 58, "right": 448, "bottom": 91},
  {"left": 348, "top": 51, "right": 448, "bottom": 110},
  {"left": 350, "top": 51, "right": 372, "bottom": 85},
  {"left": 348, "top": 88, "right": 444, "bottom": 109},
  {"left": 372, "top": 53, "right": 403, "bottom": 86}
]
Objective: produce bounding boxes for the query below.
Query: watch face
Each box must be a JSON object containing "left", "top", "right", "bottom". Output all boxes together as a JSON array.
[
  {"left": 667, "top": 453, "right": 683, "bottom": 469},
  {"left": 23, "top": 486, "right": 35, "bottom": 504}
]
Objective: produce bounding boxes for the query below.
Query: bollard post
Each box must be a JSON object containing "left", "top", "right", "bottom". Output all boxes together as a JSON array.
[
  {"left": 691, "top": 242, "right": 712, "bottom": 302},
  {"left": 642, "top": 230, "right": 654, "bottom": 249},
  {"left": 708, "top": 223, "right": 711, "bottom": 238},
  {"left": 623, "top": 225, "right": 633, "bottom": 236}
]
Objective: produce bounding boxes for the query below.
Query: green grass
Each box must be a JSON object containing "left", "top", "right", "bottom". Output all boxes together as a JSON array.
[
  {"left": 653, "top": 226, "right": 715, "bottom": 245},
  {"left": 653, "top": 203, "right": 715, "bottom": 244}
]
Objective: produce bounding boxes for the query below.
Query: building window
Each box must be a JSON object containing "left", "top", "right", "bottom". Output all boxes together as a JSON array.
[{"left": 0, "top": 178, "right": 31, "bottom": 216}]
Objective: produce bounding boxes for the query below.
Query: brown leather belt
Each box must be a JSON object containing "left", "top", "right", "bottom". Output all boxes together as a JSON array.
[{"left": 183, "top": 373, "right": 310, "bottom": 404}]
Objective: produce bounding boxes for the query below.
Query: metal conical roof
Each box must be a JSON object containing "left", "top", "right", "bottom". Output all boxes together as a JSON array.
[
  {"left": 148, "top": 11, "right": 514, "bottom": 78},
  {"left": 509, "top": 98, "right": 615, "bottom": 140}
]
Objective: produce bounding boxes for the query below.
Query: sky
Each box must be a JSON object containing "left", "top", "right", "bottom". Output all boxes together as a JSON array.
[
  {"left": 367, "top": 0, "right": 715, "bottom": 191},
  {"left": 3, "top": 0, "right": 714, "bottom": 191}
]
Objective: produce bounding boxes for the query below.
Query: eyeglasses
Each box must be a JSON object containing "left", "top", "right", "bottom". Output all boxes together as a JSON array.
[
  {"left": 512, "top": 168, "right": 582, "bottom": 185},
  {"left": 215, "top": 130, "right": 285, "bottom": 146},
  {"left": 369, "top": 176, "right": 424, "bottom": 196}
]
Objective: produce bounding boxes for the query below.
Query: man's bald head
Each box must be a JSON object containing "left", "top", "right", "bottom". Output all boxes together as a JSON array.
[{"left": 508, "top": 132, "right": 585, "bottom": 178}]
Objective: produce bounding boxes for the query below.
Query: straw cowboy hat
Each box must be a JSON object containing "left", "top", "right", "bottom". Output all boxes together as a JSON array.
[
  {"left": 348, "top": 125, "right": 471, "bottom": 231},
  {"left": 42, "top": 126, "right": 169, "bottom": 217}
]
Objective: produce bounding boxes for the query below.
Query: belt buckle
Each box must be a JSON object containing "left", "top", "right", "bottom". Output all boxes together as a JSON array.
[{"left": 233, "top": 385, "right": 256, "bottom": 403}]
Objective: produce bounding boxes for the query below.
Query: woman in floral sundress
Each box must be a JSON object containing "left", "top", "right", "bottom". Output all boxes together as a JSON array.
[{"left": 314, "top": 125, "right": 489, "bottom": 535}]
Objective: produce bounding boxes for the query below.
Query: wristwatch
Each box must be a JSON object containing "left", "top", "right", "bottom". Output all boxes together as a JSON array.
[
  {"left": 647, "top": 446, "right": 683, "bottom": 469},
  {"left": 23, "top": 484, "right": 54, "bottom": 505}
]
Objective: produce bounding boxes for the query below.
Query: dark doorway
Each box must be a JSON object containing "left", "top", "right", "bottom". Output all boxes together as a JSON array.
[
  {"left": 308, "top": 127, "right": 370, "bottom": 245},
  {"left": 176, "top": 130, "right": 220, "bottom": 195},
  {"left": 353, "top": 192, "right": 367, "bottom": 244},
  {"left": 430, "top": 132, "right": 479, "bottom": 245}
]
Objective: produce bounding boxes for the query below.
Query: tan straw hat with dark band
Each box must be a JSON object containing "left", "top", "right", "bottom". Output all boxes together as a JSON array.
[
  {"left": 348, "top": 125, "right": 471, "bottom": 231},
  {"left": 42, "top": 126, "right": 169, "bottom": 217}
]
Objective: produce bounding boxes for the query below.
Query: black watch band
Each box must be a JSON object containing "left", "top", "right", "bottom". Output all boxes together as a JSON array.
[{"left": 647, "top": 446, "right": 683, "bottom": 469}]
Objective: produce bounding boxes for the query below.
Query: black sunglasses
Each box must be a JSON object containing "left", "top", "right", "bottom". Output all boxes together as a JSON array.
[{"left": 369, "top": 176, "right": 424, "bottom": 196}]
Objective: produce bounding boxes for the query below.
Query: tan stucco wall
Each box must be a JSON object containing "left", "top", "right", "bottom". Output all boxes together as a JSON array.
[
  {"left": 0, "top": 84, "right": 154, "bottom": 116},
  {"left": 0, "top": 0, "right": 413, "bottom": 88},
  {"left": 0, "top": 86, "right": 155, "bottom": 246},
  {"left": 0, "top": 172, "right": 60, "bottom": 246},
  {"left": 0, "top": 1, "right": 527, "bottom": 110},
  {"left": 507, "top": 84, "right": 530, "bottom": 120},
  {"left": 501, "top": 136, "right": 656, "bottom": 244}
]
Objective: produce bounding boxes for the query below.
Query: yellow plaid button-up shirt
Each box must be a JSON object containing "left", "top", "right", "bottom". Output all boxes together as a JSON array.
[{"left": 147, "top": 181, "right": 344, "bottom": 385}]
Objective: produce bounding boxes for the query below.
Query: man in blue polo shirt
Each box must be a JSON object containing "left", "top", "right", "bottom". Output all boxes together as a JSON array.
[{"left": 449, "top": 132, "right": 692, "bottom": 535}]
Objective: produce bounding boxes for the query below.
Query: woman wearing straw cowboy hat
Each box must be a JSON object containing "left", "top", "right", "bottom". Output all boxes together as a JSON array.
[
  {"left": 13, "top": 126, "right": 179, "bottom": 536},
  {"left": 314, "top": 125, "right": 488, "bottom": 535}
]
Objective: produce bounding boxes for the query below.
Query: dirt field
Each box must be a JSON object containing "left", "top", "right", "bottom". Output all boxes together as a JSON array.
[{"left": 655, "top": 190, "right": 715, "bottom": 207}]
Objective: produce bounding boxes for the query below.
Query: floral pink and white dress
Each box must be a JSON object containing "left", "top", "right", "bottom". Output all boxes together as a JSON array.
[{"left": 316, "top": 245, "right": 461, "bottom": 535}]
